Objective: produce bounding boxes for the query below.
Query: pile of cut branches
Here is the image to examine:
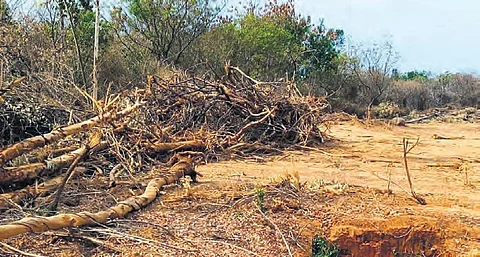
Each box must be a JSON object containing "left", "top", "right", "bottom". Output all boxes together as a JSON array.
[
  {"left": 0, "top": 67, "right": 329, "bottom": 240},
  {"left": 140, "top": 66, "right": 329, "bottom": 150}
]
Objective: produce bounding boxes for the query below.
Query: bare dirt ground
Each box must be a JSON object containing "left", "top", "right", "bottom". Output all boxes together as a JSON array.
[
  {"left": 2, "top": 121, "right": 480, "bottom": 257},
  {"left": 202, "top": 121, "right": 480, "bottom": 215}
]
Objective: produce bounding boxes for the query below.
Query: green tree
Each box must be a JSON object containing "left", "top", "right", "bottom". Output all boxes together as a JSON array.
[
  {"left": 397, "top": 70, "right": 430, "bottom": 81},
  {"left": 234, "top": 12, "right": 301, "bottom": 78},
  {"left": 193, "top": 0, "right": 343, "bottom": 81},
  {"left": 302, "top": 21, "right": 344, "bottom": 74},
  {"left": 112, "top": 0, "right": 220, "bottom": 66}
]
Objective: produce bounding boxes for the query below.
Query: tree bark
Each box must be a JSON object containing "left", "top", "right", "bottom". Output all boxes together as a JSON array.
[
  {"left": 0, "top": 157, "right": 198, "bottom": 240},
  {"left": 0, "top": 166, "right": 87, "bottom": 211},
  {"left": 0, "top": 142, "right": 108, "bottom": 185},
  {"left": 0, "top": 103, "right": 141, "bottom": 166},
  {"left": 145, "top": 140, "right": 205, "bottom": 153}
]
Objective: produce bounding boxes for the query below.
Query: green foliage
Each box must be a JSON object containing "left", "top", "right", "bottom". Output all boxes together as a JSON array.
[
  {"left": 255, "top": 187, "right": 266, "bottom": 212},
  {"left": 237, "top": 12, "right": 300, "bottom": 78},
  {"left": 301, "top": 22, "right": 344, "bottom": 74},
  {"left": 69, "top": 10, "right": 111, "bottom": 51},
  {"left": 114, "top": 0, "right": 220, "bottom": 64},
  {"left": 312, "top": 235, "right": 339, "bottom": 257},
  {"left": 396, "top": 70, "right": 430, "bottom": 81},
  {"left": 58, "top": 0, "right": 93, "bottom": 23},
  {"left": 3, "top": 0, "right": 476, "bottom": 114},
  {"left": 194, "top": 0, "right": 343, "bottom": 80}
]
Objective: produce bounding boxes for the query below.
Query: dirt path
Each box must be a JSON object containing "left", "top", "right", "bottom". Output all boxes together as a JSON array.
[{"left": 198, "top": 121, "right": 480, "bottom": 217}]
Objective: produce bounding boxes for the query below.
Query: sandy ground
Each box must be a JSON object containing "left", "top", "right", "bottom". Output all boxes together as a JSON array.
[
  {"left": 1, "top": 121, "right": 479, "bottom": 257},
  {"left": 198, "top": 121, "right": 480, "bottom": 216}
]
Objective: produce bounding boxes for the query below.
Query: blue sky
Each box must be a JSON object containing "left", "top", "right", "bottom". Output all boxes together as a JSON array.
[{"left": 295, "top": 0, "right": 480, "bottom": 74}]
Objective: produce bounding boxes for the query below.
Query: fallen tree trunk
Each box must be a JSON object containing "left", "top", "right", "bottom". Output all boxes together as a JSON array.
[
  {"left": 0, "top": 142, "right": 108, "bottom": 185},
  {"left": 145, "top": 140, "right": 205, "bottom": 153},
  {"left": 27, "top": 146, "right": 78, "bottom": 164},
  {"left": 0, "top": 167, "right": 87, "bottom": 211},
  {"left": 0, "top": 156, "right": 198, "bottom": 240},
  {"left": 0, "top": 103, "right": 141, "bottom": 166},
  {"left": 405, "top": 113, "right": 437, "bottom": 124}
]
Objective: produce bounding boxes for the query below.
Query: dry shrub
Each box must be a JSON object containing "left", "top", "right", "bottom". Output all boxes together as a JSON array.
[
  {"left": 1, "top": 21, "right": 90, "bottom": 145},
  {"left": 386, "top": 80, "right": 434, "bottom": 111},
  {"left": 140, "top": 71, "right": 330, "bottom": 148},
  {"left": 447, "top": 74, "right": 480, "bottom": 107},
  {"left": 371, "top": 102, "right": 402, "bottom": 119},
  {"left": 99, "top": 39, "right": 158, "bottom": 87}
]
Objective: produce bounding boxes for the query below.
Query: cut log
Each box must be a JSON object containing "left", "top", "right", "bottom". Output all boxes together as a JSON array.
[
  {"left": 405, "top": 114, "right": 437, "bottom": 124},
  {"left": 145, "top": 140, "right": 205, "bottom": 153},
  {"left": 0, "top": 103, "right": 141, "bottom": 166},
  {"left": 0, "top": 142, "right": 108, "bottom": 185},
  {"left": 0, "top": 156, "right": 199, "bottom": 240},
  {"left": 27, "top": 146, "right": 79, "bottom": 163},
  {"left": 0, "top": 167, "right": 87, "bottom": 211}
]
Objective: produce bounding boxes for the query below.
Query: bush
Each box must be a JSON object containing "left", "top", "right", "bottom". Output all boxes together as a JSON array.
[
  {"left": 312, "top": 235, "right": 339, "bottom": 257},
  {"left": 385, "top": 80, "right": 434, "bottom": 111},
  {"left": 372, "top": 102, "right": 403, "bottom": 119}
]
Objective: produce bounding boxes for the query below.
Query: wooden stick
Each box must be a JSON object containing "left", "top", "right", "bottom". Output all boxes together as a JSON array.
[
  {"left": 256, "top": 205, "right": 293, "bottom": 257},
  {"left": 405, "top": 114, "right": 437, "bottom": 124},
  {"left": 47, "top": 138, "right": 94, "bottom": 212},
  {"left": 0, "top": 156, "right": 198, "bottom": 240},
  {"left": 402, "top": 138, "right": 426, "bottom": 205},
  {"left": 0, "top": 142, "right": 108, "bottom": 185},
  {"left": 0, "top": 103, "right": 141, "bottom": 166}
]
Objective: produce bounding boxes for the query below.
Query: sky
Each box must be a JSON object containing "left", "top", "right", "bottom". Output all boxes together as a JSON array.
[
  {"left": 10, "top": 0, "right": 480, "bottom": 74},
  {"left": 295, "top": 0, "right": 480, "bottom": 74}
]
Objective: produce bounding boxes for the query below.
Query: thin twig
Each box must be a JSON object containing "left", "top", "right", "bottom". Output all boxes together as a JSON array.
[
  {"left": 256, "top": 205, "right": 293, "bottom": 257},
  {"left": 402, "top": 137, "right": 426, "bottom": 205},
  {"left": 60, "top": 0, "right": 87, "bottom": 87},
  {"left": 48, "top": 133, "right": 101, "bottom": 212},
  {"left": 47, "top": 145, "right": 88, "bottom": 212},
  {"left": 83, "top": 228, "right": 194, "bottom": 252}
]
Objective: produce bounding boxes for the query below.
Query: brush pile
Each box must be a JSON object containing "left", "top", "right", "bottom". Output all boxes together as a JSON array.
[
  {"left": 141, "top": 66, "right": 329, "bottom": 150},
  {"left": 0, "top": 67, "right": 329, "bottom": 239}
]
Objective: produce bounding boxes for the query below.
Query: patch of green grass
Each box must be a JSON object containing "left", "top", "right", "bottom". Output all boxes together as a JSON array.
[
  {"left": 254, "top": 187, "right": 266, "bottom": 212},
  {"left": 312, "top": 235, "right": 339, "bottom": 257}
]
